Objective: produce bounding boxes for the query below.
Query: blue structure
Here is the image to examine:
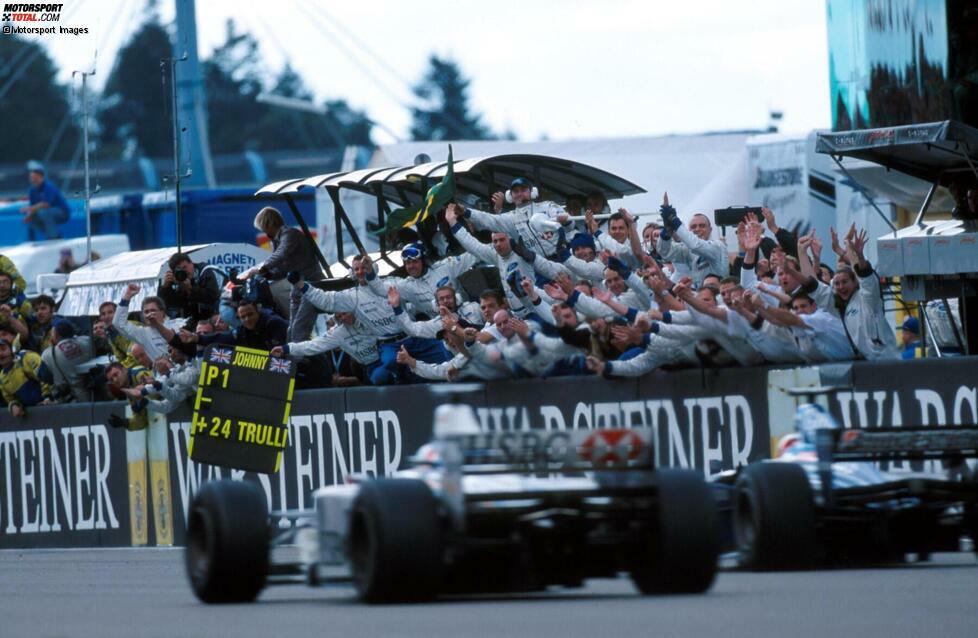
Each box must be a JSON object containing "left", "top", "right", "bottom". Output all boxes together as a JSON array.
[{"left": 0, "top": 188, "right": 317, "bottom": 250}]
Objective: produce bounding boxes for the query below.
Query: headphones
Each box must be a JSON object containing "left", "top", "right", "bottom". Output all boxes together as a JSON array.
[{"left": 505, "top": 187, "right": 539, "bottom": 204}]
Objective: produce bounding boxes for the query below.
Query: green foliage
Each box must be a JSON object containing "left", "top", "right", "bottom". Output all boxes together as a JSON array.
[
  {"left": 204, "top": 20, "right": 373, "bottom": 153},
  {"left": 410, "top": 55, "right": 499, "bottom": 141},
  {"left": 101, "top": 15, "right": 374, "bottom": 158},
  {"left": 0, "top": 36, "right": 79, "bottom": 163},
  {"left": 99, "top": 19, "right": 173, "bottom": 157}
]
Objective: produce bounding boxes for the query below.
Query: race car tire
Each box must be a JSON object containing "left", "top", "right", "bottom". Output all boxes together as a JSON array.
[
  {"left": 734, "top": 462, "right": 817, "bottom": 570},
  {"left": 185, "top": 480, "right": 269, "bottom": 603},
  {"left": 349, "top": 479, "right": 444, "bottom": 603},
  {"left": 631, "top": 469, "right": 719, "bottom": 594}
]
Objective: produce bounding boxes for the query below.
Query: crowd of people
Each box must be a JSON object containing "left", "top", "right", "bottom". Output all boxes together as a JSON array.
[{"left": 0, "top": 177, "right": 960, "bottom": 425}]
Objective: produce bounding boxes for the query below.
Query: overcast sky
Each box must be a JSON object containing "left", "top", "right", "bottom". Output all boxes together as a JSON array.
[{"left": 36, "top": 0, "right": 831, "bottom": 145}]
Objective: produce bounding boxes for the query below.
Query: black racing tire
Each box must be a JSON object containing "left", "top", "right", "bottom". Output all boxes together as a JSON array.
[
  {"left": 348, "top": 479, "right": 444, "bottom": 603},
  {"left": 631, "top": 469, "right": 719, "bottom": 595},
  {"left": 185, "top": 480, "right": 269, "bottom": 603},
  {"left": 734, "top": 462, "right": 818, "bottom": 570}
]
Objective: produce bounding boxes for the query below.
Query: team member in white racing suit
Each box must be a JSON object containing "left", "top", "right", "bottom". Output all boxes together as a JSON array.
[
  {"left": 271, "top": 311, "right": 381, "bottom": 383},
  {"left": 376, "top": 242, "right": 482, "bottom": 318},
  {"left": 656, "top": 195, "right": 729, "bottom": 285},
  {"left": 446, "top": 204, "right": 540, "bottom": 318},
  {"left": 461, "top": 177, "right": 573, "bottom": 258},
  {"left": 798, "top": 229, "right": 898, "bottom": 361},
  {"left": 293, "top": 255, "right": 449, "bottom": 384}
]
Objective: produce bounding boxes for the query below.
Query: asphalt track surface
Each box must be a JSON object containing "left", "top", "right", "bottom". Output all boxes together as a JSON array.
[{"left": 1, "top": 549, "right": 975, "bottom": 638}]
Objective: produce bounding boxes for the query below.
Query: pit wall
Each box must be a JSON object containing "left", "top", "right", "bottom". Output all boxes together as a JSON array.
[{"left": 1, "top": 358, "right": 975, "bottom": 549}]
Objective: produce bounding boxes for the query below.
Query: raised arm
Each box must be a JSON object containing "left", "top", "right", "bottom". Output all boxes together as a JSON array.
[
  {"left": 591, "top": 287, "right": 638, "bottom": 321},
  {"left": 756, "top": 302, "right": 806, "bottom": 328},
  {"left": 389, "top": 286, "right": 442, "bottom": 339},
  {"left": 280, "top": 329, "right": 342, "bottom": 359},
  {"left": 796, "top": 231, "right": 815, "bottom": 279},
  {"left": 446, "top": 205, "right": 497, "bottom": 264},
  {"left": 299, "top": 283, "right": 356, "bottom": 313},
  {"left": 466, "top": 207, "right": 516, "bottom": 235},
  {"left": 673, "top": 281, "right": 727, "bottom": 322}
]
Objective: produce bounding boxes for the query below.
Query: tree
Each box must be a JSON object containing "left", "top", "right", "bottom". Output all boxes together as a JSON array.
[
  {"left": 203, "top": 20, "right": 373, "bottom": 152},
  {"left": 410, "top": 55, "right": 498, "bottom": 141},
  {"left": 99, "top": 14, "right": 173, "bottom": 158},
  {"left": 203, "top": 19, "right": 267, "bottom": 154},
  {"left": 0, "top": 36, "right": 79, "bottom": 163},
  {"left": 249, "top": 64, "right": 374, "bottom": 150}
]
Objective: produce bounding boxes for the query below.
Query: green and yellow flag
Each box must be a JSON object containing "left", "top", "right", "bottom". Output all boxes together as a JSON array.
[{"left": 372, "top": 145, "right": 455, "bottom": 236}]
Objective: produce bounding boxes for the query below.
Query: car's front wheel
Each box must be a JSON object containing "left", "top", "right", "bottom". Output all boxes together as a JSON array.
[
  {"left": 185, "top": 479, "right": 269, "bottom": 603},
  {"left": 735, "top": 462, "right": 817, "bottom": 570}
]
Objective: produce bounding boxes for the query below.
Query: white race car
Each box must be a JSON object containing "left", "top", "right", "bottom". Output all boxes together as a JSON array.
[{"left": 185, "top": 403, "right": 719, "bottom": 603}]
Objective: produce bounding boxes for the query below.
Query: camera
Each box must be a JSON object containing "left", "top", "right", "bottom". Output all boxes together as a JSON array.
[
  {"left": 170, "top": 268, "right": 189, "bottom": 292},
  {"left": 714, "top": 206, "right": 764, "bottom": 227}
]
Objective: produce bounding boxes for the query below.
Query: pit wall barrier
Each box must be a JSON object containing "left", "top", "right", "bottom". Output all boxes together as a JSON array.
[{"left": 1, "top": 358, "right": 975, "bottom": 549}]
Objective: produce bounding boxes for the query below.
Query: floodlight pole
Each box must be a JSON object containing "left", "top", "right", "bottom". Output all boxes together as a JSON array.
[
  {"left": 72, "top": 67, "right": 96, "bottom": 264},
  {"left": 163, "top": 53, "right": 190, "bottom": 252}
]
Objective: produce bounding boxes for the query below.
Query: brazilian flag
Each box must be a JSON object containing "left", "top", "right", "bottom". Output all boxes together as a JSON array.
[{"left": 372, "top": 145, "right": 455, "bottom": 236}]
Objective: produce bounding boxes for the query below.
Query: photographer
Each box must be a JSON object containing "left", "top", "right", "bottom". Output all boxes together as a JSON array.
[{"left": 157, "top": 252, "right": 220, "bottom": 326}]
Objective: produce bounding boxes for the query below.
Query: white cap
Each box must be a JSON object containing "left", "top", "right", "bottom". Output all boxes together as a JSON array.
[{"left": 26, "top": 160, "right": 45, "bottom": 174}]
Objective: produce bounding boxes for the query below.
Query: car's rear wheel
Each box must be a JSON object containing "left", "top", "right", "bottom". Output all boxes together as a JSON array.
[
  {"left": 348, "top": 479, "right": 444, "bottom": 603},
  {"left": 735, "top": 462, "right": 818, "bottom": 570},
  {"left": 630, "top": 469, "right": 719, "bottom": 594},
  {"left": 185, "top": 480, "right": 269, "bottom": 603}
]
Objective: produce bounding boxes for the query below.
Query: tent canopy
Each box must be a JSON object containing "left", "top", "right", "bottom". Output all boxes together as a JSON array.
[
  {"left": 255, "top": 152, "right": 646, "bottom": 207},
  {"left": 816, "top": 121, "right": 978, "bottom": 186},
  {"left": 58, "top": 243, "right": 271, "bottom": 317}
]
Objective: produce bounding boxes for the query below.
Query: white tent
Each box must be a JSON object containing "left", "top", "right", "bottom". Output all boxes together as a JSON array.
[
  {"left": 0, "top": 234, "right": 130, "bottom": 295},
  {"left": 58, "top": 243, "right": 271, "bottom": 317}
]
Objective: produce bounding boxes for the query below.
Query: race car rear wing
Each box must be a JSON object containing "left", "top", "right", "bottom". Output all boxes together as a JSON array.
[
  {"left": 816, "top": 426, "right": 978, "bottom": 463},
  {"left": 446, "top": 428, "right": 655, "bottom": 474},
  {"left": 813, "top": 426, "right": 978, "bottom": 507}
]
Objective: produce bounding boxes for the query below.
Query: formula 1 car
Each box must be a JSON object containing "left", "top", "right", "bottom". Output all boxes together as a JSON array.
[
  {"left": 715, "top": 404, "right": 978, "bottom": 570},
  {"left": 185, "top": 404, "right": 719, "bottom": 603}
]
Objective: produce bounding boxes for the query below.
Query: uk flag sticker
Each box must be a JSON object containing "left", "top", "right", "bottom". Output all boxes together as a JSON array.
[
  {"left": 209, "top": 347, "right": 233, "bottom": 364},
  {"left": 269, "top": 357, "right": 291, "bottom": 374}
]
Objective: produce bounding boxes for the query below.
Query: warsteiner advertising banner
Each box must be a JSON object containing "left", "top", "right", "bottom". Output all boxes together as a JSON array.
[{"left": 2, "top": 358, "right": 976, "bottom": 549}]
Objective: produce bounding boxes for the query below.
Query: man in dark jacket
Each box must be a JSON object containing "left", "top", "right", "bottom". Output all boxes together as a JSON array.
[
  {"left": 239, "top": 207, "right": 323, "bottom": 322},
  {"left": 245, "top": 205, "right": 326, "bottom": 340},
  {"left": 179, "top": 300, "right": 288, "bottom": 352}
]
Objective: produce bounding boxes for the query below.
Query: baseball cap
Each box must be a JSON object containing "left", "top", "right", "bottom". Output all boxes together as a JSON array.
[
  {"left": 569, "top": 233, "right": 596, "bottom": 252},
  {"left": 510, "top": 177, "right": 532, "bottom": 189},
  {"left": 400, "top": 243, "right": 423, "bottom": 261},
  {"left": 901, "top": 316, "right": 920, "bottom": 334},
  {"left": 26, "top": 160, "right": 45, "bottom": 174}
]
